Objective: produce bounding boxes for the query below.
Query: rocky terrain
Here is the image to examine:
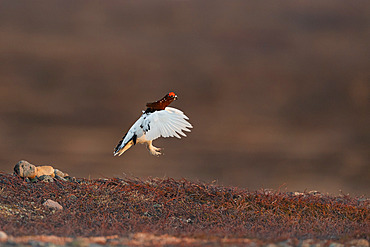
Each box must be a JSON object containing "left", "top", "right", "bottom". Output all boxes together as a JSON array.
[{"left": 0, "top": 167, "right": 368, "bottom": 246}]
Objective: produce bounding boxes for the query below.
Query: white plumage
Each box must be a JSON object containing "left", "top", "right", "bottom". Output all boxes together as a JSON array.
[{"left": 114, "top": 106, "right": 192, "bottom": 156}]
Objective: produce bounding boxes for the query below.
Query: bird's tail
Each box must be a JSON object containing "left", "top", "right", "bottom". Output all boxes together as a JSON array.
[
  {"left": 113, "top": 140, "right": 134, "bottom": 156},
  {"left": 113, "top": 134, "right": 137, "bottom": 156}
]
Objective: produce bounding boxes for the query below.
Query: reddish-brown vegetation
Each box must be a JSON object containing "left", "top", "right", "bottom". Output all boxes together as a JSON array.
[
  {"left": 0, "top": 172, "right": 368, "bottom": 242},
  {"left": 0, "top": 174, "right": 370, "bottom": 243}
]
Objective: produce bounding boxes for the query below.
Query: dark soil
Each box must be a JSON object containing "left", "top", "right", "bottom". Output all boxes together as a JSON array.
[{"left": 0, "top": 172, "right": 368, "bottom": 245}]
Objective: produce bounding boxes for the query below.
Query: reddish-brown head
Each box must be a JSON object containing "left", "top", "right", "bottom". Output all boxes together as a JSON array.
[
  {"left": 167, "top": 92, "right": 177, "bottom": 100},
  {"left": 146, "top": 92, "right": 178, "bottom": 111}
]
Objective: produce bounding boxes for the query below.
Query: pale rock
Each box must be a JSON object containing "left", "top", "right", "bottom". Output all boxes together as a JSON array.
[
  {"left": 54, "top": 169, "right": 68, "bottom": 178},
  {"left": 0, "top": 231, "right": 7, "bottom": 242},
  {"left": 43, "top": 199, "right": 63, "bottom": 210}
]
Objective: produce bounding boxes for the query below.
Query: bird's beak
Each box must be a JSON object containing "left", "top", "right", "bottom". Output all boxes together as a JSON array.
[{"left": 174, "top": 95, "right": 178, "bottom": 100}]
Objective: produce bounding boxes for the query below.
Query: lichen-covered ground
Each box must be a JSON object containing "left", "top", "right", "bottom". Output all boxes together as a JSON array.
[{"left": 0, "top": 172, "right": 368, "bottom": 246}]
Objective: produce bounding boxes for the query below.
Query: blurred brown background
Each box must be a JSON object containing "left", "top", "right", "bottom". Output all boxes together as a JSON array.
[{"left": 0, "top": 0, "right": 369, "bottom": 195}]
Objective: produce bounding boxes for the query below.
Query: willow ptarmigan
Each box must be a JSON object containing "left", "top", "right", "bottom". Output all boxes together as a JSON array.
[{"left": 113, "top": 92, "right": 192, "bottom": 156}]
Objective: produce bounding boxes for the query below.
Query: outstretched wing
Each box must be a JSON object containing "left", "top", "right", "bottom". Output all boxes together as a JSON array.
[{"left": 142, "top": 107, "right": 192, "bottom": 141}]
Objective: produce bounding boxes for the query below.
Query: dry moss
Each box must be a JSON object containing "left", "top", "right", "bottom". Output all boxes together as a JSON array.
[{"left": 0, "top": 172, "right": 368, "bottom": 241}]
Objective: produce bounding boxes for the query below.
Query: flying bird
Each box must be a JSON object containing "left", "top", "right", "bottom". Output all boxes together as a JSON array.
[{"left": 113, "top": 92, "right": 192, "bottom": 156}]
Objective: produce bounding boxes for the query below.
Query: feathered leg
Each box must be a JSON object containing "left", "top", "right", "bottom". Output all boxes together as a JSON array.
[{"left": 146, "top": 141, "right": 162, "bottom": 156}]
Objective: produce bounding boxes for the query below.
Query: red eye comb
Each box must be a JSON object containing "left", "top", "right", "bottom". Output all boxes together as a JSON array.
[{"left": 169, "top": 92, "right": 176, "bottom": 97}]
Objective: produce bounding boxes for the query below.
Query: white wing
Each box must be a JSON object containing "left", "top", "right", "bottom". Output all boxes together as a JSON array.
[{"left": 142, "top": 107, "right": 192, "bottom": 141}]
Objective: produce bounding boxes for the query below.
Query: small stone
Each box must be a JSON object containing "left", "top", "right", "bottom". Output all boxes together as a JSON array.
[
  {"left": 185, "top": 218, "right": 193, "bottom": 223},
  {"left": 35, "top": 166, "right": 55, "bottom": 177},
  {"left": 308, "top": 191, "right": 322, "bottom": 196},
  {"left": 0, "top": 231, "right": 8, "bottom": 242},
  {"left": 37, "top": 175, "right": 54, "bottom": 183},
  {"left": 54, "top": 169, "right": 68, "bottom": 178},
  {"left": 43, "top": 199, "right": 63, "bottom": 210},
  {"left": 14, "top": 160, "right": 37, "bottom": 178}
]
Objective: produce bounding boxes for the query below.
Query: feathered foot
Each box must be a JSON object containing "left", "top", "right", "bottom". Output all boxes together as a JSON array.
[{"left": 147, "top": 141, "right": 162, "bottom": 156}]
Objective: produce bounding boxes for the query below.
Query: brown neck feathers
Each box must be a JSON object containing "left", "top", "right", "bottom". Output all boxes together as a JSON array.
[{"left": 145, "top": 94, "right": 175, "bottom": 112}]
